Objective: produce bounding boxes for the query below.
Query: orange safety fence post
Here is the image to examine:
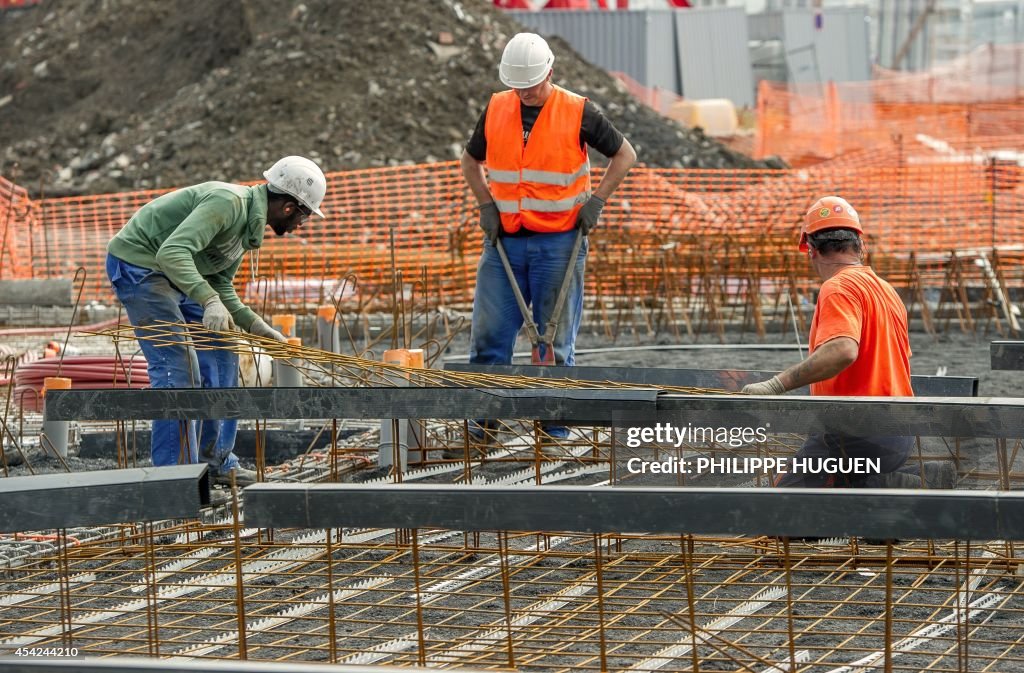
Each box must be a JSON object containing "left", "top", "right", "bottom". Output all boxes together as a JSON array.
[{"left": 755, "top": 80, "right": 769, "bottom": 159}]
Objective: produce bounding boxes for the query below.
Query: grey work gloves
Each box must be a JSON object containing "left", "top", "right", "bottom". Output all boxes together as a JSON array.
[
  {"left": 202, "top": 296, "right": 235, "bottom": 332},
  {"left": 249, "top": 317, "right": 288, "bottom": 343},
  {"left": 741, "top": 375, "right": 786, "bottom": 396},
  {"left": 576, "top": 194, "right": 605, "bottom": 236},
  {"left": 478, "top": 202, "right": 501, "bottom": 244},
  {"left": 203, "top": 297, "right": 285, "bottom": 343}
]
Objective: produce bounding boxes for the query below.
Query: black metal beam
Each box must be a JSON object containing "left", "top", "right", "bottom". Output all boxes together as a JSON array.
[
  {"left": 991, "top": 340, "right": 1024, "bottom": 370},
  {"left": 44, "top": 387, "right": 658, "bottom": 422},
  {"left": 46, "top": 387, "right": 1024, "bottom": 438},
  {"left": 446, "top": 364, "right": 979, "bottom": 397},
  {"left": 244, "top": 483, "right": 1024, "bottom": 541},
  {"left": 651, "top": 394, "right": 1024, "bottom": 437},
  {"left": 0, "top": 464, "right": 210, "bottom": 533}
]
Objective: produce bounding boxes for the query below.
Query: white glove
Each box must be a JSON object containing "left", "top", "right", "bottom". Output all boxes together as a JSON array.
[
  {"left": 248, "top": 317, "right": 288, "bottom": 343},
  {"left": 202, "top": 296, "right": 235, "bottom": 332},
  {"left": 741, "top": 376, "right": 786, "bottom": 395}
]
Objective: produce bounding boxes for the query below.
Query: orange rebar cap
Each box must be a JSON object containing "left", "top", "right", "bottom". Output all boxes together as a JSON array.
[
  {"left": 42, "top": 376, "right": 72, "bottom": 397},
  {"left": 799, "top": 196, "right": 863, "bottom": 252},
  {"left": 382, "top": 349, "right": 410, "bottom": 366},
  {"left": 272, "top": 314, "right": 296, "bottom": 337}
]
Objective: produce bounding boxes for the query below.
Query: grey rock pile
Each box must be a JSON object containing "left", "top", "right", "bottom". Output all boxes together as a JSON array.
[{"left": 0, "top": 0, "right": 782, "bottom": 196}]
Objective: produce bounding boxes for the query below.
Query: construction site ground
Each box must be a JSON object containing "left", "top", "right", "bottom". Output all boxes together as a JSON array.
[{"left": 3, "top": 1, "right": 1024, "bottom": 668}]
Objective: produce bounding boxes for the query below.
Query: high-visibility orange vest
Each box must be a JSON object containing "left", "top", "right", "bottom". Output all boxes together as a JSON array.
[{"left": 484, "top": 86, "right": 591, "bottom": 234}]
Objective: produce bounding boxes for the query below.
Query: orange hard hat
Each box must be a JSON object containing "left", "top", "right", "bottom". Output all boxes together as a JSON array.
[{"left": 799, "top": 196, "right": 862, "bottom": 252}]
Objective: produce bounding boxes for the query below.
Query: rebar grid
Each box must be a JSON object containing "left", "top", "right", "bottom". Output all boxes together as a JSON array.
[
  {"left": 2, "top": 524, "right": 1023, "bottom": 671},
  {"left": 4, "top": 314, "right": 1019, "bottom": 669},
  {"left": 84, "top": 322, "right": 726, "bottom": 394}
]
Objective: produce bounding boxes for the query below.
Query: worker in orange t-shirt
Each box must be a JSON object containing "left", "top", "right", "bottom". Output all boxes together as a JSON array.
[{"left": 742, "top": 196, "right": 955, "bottom": 489}]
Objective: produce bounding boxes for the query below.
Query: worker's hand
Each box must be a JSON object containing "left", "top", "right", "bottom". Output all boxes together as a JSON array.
[
  {"left": 478, "top": 202, "right": 501, "bottom": 244},
  {"left": 576, "top": 194, "right": 606, "bottom": 235},
  {"left": 248, "top": 317, "right": 288, "bottom": 343},
  {"left": 741, "top": 376, "right": 786, "bottom": 395},
  {"left": 202, "top": 296, "right": 236, "bottom": 332}
]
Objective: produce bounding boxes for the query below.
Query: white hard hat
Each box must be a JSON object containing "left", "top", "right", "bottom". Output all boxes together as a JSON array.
[
  {"left": 263, "top": 155, "right": 327, "bottom": 218},
  {"left": 499, "top": 33, "right": 554, "bottom": 89}
]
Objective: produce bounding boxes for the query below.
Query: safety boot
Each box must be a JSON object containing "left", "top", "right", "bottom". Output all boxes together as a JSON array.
[{"left": 213, "top": 466, "right": 259, "bottom": 487}]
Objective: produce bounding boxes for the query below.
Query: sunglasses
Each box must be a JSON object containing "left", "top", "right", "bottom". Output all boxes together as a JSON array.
[{"left": 292, "top": 202, "right": 312, "bottom": 223}]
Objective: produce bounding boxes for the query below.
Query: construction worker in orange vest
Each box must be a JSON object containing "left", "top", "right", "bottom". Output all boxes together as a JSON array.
[{"left": 460, "top": 32, "right": 636, "bottom": 446}]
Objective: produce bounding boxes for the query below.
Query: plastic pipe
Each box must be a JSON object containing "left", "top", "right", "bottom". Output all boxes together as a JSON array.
[
  {"left": 378, "top": 349, "right": 409, "bottom": 471},
  {"left": 41, "top": 376, "right": 72, "bottom": 458},
  {"left": 316, "top": 305, "right": 342, "bottom": 354}
]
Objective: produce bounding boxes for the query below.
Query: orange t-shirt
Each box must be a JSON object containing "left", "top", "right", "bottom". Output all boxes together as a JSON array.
[{"left": 808, "top": 266, "right": 913, "bottom": 397}]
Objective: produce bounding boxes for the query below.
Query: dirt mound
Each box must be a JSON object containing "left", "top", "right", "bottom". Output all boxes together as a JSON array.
[{"left": 0, "top": 0, "right": 782, "bottom": 195}]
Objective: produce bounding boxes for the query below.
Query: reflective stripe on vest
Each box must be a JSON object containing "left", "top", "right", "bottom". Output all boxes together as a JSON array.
[
  {"left": 521, "top": 164, "right": 590, "bottom": 187},
  {"left": 521, "top": 193, "right": 590, "bottom": 213},
  {"left": 493, "top": 199, "right": 520, "bottom": 214},
  {"left": 487, "top": 168, "right": 520, "bottom": 184}
]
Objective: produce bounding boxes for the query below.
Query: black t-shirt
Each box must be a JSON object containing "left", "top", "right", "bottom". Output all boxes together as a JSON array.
[{"left": 465, "top": 99, "right": 624, "bottom": 162}]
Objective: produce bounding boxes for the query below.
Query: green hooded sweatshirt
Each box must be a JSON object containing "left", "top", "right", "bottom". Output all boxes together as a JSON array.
[{"left": 108, "top": 182, "right": 268, "bottom": 330}]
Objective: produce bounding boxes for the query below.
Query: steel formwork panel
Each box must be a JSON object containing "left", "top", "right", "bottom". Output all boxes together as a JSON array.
[
  {"left": 43, "top": 388, "right": 658, "bottom": 423},
  {"left": 0, "top": 464, "right": 210, "bottom": 534},
  {"left": 653, "top": 394, "right": 1024, "bottom": 436},
  {"left": 991, "top": 340, "right": 1024, "bottom": 370},
  {"left": 45, "top": 388, "right": 1024, "bottom": 437},
  {"left": 243, "top": 484, "right": 1024, "bottom": 541},
  {"left": 446, "top": 363, "right": 979, "bottom": 397}
]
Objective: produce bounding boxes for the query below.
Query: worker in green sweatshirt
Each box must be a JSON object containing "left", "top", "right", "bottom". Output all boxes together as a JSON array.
[{"left": 105, "top": 156, "right": 327, "bottom": 485}]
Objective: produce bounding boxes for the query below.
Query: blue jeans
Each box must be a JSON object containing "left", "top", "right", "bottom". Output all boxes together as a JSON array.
[
  {"left": 106, "top": 253, "right": 240, "bottom": 474},
  {"left": 469, "top": 231, "right": 588, "bottom": 439}
]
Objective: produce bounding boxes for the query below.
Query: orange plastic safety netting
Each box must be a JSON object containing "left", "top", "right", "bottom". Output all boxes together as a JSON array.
[
  {"left": 756, "top": 44, "right": 1024, "bottom": 167},
  {"left": 1, "top": 160, "right": 1022, "bottom": 309},
  {"left": 0, "top": 174, "right": 36, "bottom": 282}
]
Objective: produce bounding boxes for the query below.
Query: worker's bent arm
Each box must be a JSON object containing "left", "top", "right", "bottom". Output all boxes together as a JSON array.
[
  {"left": 593, "top": 138, "right": 637, "bottom": 201},
  {"left": 776, "top": 336, "right": 859, "bottom": 391},
  {"left": 153, "top": 196, "right": 239, "bottom": 307},
  {"left": 461, "top": 150, "right": 494, "bottom": 206}
]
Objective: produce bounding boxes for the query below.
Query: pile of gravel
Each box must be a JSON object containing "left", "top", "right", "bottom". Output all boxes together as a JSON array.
[{"left": 0, "top": 0, "right": 781, "bottom": 196}]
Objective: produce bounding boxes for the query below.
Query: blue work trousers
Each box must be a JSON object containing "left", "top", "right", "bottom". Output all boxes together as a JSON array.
[
  {"left": 470, "top": 230, "right": 588, "bottom": 366},
  {"left": 469, "top": 231, "right": 587, "bottom": 439},
  {"left": 106, "top": 253, "right": 240, "bottom": 474}
]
